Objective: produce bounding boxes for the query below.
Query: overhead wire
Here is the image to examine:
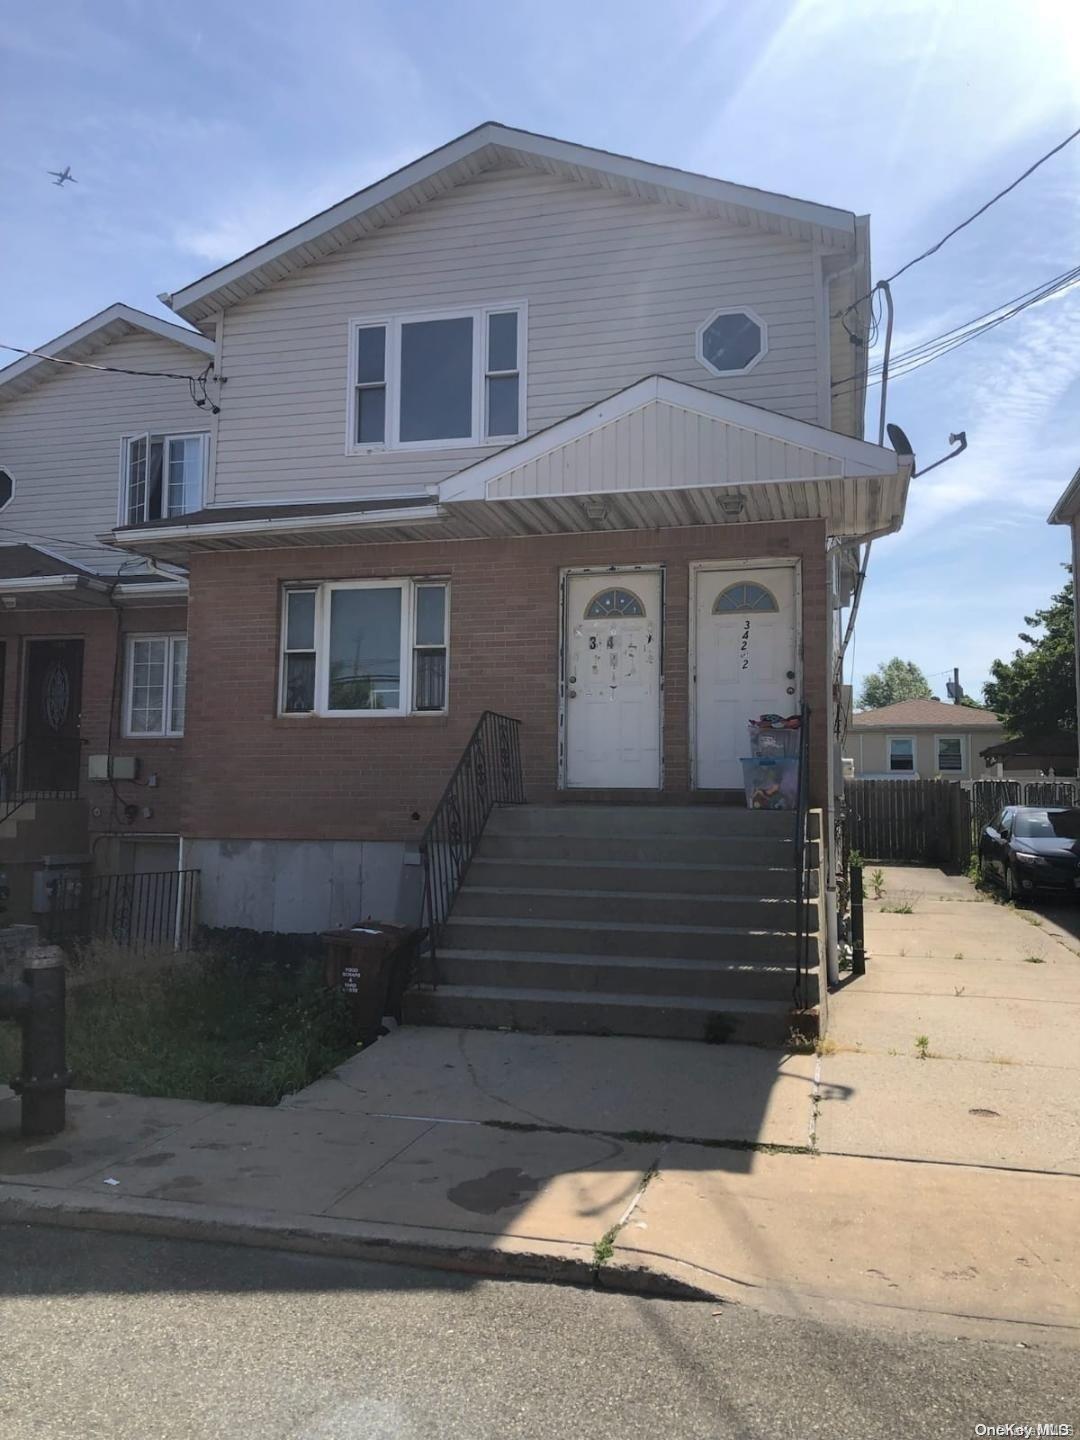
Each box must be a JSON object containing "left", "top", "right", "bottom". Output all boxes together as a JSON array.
[{"left": 0, "top": 343, "right": 221, "bottom": 413}]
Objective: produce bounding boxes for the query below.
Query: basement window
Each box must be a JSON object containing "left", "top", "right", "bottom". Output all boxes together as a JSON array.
[
  {"left": 280, "top": 579, "right": 449, "bottom": 716},
  {"left": 125, "top": 634, "right": 187, "bottom": 737},
  {"left": 121, "top": 434, "right": 207, "bottom": 525},
  {"left": 348, "top": 306, "right": 526, "bottom": 452}
]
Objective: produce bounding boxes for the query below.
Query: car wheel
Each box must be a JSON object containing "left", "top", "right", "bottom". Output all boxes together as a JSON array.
[
  {"left": 1005, "top": 864, "right": 1024, "bottom": 905},
  {"left": 977, "top": 851, "right": 989, "bottom": 883}
]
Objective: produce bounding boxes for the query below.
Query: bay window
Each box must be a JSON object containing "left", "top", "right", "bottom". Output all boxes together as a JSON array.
[
  {"left": 348, "top": 305, "right": 525, "bottom": 451},
  {"left": 121, "top": 433, "right": 206, "bottom": 525},
  {"left": 280, "top": 580, "right": 449, "bottom": 716}
]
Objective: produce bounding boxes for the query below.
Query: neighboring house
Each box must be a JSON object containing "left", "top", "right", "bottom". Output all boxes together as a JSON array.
[
  {"left": 850, "top": 698, "right": 1006, "bottom": 779},
  {"left": 0, "top": 124, "right": 913, "bottom": 1036},
  {"left": 979, "top": 733, "right": 1078, "bottom": 778},
  {"left": 0, "top": 305, "right": 210, "bottom": 912},
  {"left": 1047, "top": 463, "right": 1080, "bottom": 773}
]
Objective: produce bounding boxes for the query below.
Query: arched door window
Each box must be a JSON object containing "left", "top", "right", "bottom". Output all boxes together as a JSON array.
[
  {"left": 713, "top": 582, "right": 778, "bottom": 614},
  {"left": 584, "top": 587, "right": 646, "bottom": 619}
]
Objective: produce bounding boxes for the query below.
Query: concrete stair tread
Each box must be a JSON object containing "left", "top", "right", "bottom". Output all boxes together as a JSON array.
[
  {"left": 416, "top": 983, "right": 793, "bottom": 1015},
  {"left": 447, "top": 914, "right": 803, "bottom": 938},
  {"left": 437, "top": 946, "right": 800, "bottom": 974},
  {"left": 459, "top": 884, "right": 800, "bottom": 904},
  {"left": 469, "top": 856, "right": 796, "bottom": 874}
]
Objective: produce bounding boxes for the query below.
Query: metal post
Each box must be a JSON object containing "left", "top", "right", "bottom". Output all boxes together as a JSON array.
[
  {"left": 850, "top": 864, "right": 866, "bottom": 977},
  {"left": 14, "top": 951, "right": 70, "bottom": 1138}
]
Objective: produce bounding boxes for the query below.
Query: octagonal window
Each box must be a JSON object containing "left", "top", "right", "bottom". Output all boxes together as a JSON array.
[{"left": 696, "top": 308, "right": 766, "bottom": 376}]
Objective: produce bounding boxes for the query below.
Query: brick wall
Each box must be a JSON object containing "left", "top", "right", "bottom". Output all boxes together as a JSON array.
[
  {"left": 183, "top": 520, "right": 828, "bottom": 842},
  {"left": 0, "top": 603, "right": 188, "bottom": 841}
]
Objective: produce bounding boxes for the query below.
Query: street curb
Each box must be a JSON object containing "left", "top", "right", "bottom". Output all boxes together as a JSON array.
[{"left": 0, "top": 1184, "right": 716, "bottom": 1302}]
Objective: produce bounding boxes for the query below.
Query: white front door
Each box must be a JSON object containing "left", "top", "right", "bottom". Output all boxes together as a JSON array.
[
  {"left": 564, "top": 571, "right": 662, "bottom": 788},
  {"left": 694, "top": 564, "right": 799, "bottom": 789}
]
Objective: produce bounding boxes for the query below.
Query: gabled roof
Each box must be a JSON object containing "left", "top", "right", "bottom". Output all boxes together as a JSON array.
[
  {"left": 0, "top": 303, "right": 214, "bottom": 403},
  {"left": 1048, "top": 463, "right": 1080, "bottom": 524},
  {"left": 980, "top": 732, "right": 1077, "bottom": 759},
  {"left": 852, "top": 699, "right": 1003, "bottom": 730},
  {"left": 162, "top": 122, "right": 861, "bottom": 326}
]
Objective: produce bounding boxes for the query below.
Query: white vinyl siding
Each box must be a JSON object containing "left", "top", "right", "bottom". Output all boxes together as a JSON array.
[
  {"left": 0, "top": 333, "right": 214, "bottom": 572},
  {"left": 213, "top": 166, "right": 824, "bottom": 505}
]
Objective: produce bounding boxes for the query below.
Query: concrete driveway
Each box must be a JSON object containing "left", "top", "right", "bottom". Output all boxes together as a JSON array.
[{"left": 818, "top": 865, "right": 1080, "bottom": 1174}]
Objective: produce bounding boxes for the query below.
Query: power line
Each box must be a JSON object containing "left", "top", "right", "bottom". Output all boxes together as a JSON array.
[
  {"left": 0, "top": 342, "right": 209, "bottom": 383},
  {"left": 837, "top": 122, "right": 1080, "bottom": 326},
  {"left": 831, "top": 261, "right": 1080, "bottom": 397}
]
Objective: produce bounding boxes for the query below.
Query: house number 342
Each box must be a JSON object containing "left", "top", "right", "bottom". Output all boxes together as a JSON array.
[{"left": 740, "top": 619, "right": 751, "bottom": 670}]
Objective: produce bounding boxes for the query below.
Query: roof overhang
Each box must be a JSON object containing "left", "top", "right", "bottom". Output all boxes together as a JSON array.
[
  {"left": 163, "top": 123, "right": 858, "bottom": 326},
  {"left": 1048, "top": 464, "right": 1080, "bottom": 524},
  {"left": 0, "top": 574, "right": 187, "bottom": 611},
  {"left": 0, "top": 303, "right": 213, "bottom": 403},
  {"left": 439, "top": 377, "right": 911, "bottom": 541}
]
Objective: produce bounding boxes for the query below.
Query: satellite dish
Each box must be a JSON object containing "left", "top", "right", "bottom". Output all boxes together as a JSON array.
[{"left": 887, "top": 423, "right": 915, "bottom": 462}]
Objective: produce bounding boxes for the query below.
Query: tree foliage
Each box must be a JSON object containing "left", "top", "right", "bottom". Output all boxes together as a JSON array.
[
  {"left": 858, "top": 657, "right": 933, "bottom": 709},
  {"left": 983, "top": 570, "right": 1075, "bottom": 737}
]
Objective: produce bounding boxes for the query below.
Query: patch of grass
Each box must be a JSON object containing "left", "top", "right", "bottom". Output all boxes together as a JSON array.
[
  {"left": 881, "top": 901, "right": 914, "bottom": 914},
  {"left": 954, "top": 952, "right": 964, "bottom": 960},
  {"left": 814, "top": 1035, "right": 839, "bottom": 1057},
  {"left": 593, "top": 1226, "right": 618, "bottom": 1266},
  {"left": 914, "top": 1034, "right": 931, "bottom": 1060},
  {"left": 870, "top": 868, "right": 885, "bottom": 900},
  {"left": 0, "top": 943, "right": 356, "bottom": 1106},
  {"left": 1022, "top": 954, "right": 1045, "bottom": 965},
  {"left": 1021, "top": 913, "right": 1043, "bottom": 928}
]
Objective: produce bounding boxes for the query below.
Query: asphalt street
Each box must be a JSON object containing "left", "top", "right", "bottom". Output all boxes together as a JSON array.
[{"left": 0, "top": 1226, "right": 1076, "bottom": 1439}]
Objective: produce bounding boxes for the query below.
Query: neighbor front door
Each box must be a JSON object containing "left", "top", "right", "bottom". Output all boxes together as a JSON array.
[
  {"left": 23, "top": 639, "right": 83, "bottom": 792},
  {"left": 564, "top": 570, "right": 662, "bottom": 788},
  {"left": 694, "top": 565, "right": 799, "bottom": 789}
]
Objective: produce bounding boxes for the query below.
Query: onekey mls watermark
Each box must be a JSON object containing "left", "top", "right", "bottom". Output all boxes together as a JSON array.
[{"left": 974, "top": 1427, "right": 1073, "bottom": 1437}]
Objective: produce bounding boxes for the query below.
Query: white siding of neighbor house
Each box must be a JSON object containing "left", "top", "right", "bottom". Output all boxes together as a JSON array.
[
  {"left": 0, "top": 333, "right": 214, "bottom": 571},
  {"left": 212, "top": 164, "right": 827, "bottom": 506},
  {"left": 854, "top": 728, "right": 1007, "bottom": 781}
]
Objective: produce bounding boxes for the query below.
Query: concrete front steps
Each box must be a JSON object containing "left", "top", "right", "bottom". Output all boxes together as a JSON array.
[{"left": 405, "top": 804, "right": 820, "bottom": 1046}]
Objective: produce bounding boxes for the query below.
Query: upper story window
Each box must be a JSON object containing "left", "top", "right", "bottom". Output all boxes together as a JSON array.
[
  {"left": 348, "top": 305, "right": 526, "bottom": 453},
  {"left": 280, "top": 578, "right": 449, "bottom": 717},
  {"left": 121, "top": 433, "right": 207, "bottom": 526},
  {"left": 696, "top": 307, "right": 767, "bottom": 377}
]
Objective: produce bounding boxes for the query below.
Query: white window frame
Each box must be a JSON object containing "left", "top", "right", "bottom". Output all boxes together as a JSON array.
[
  {"left": 124, "top": 633, "right": 187, "bottom": 738},
  {"left": 887, "top": 734, "right": 917, "bottom": 775},
  {"left": 0, "top": 464, "right": 15, "bottom": 511},
  {"left": 118, "top": 432, "right": 208, "bottom": 526},
  {"left": 346, "top": 303, "right": 527, "bottom": 455},
  {"left": 935, "top": 733, "right": 966, "bottom": 774},
  {"left": 279, "top": 578, "right": 450, "bottom": 717},
  {"left": 695, "top": 305, "right": 769, "bottom": 378}
]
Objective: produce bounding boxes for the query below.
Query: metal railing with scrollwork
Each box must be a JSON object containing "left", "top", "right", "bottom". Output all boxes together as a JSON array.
[
  {"left": 418, "top": 711, "right": 525, "bottom": 979},
  {"left": 792, "top": 703, "right": 813, "bottom": 1009},
  {"left": 0, "top": 737, "right": 83, "bottom": 827}
]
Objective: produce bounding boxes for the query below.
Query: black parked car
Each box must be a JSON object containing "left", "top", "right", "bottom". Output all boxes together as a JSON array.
[{"left": 978, "top": 806, "right": 1080, "bottom": 901}]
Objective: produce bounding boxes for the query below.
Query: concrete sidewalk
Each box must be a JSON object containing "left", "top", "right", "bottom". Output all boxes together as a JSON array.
[{"left": 1, "top": 867, "right": 1078, "bottom": 1343}]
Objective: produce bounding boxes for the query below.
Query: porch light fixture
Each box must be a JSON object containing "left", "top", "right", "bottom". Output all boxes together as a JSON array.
[
  {"left": 581, "top": 500, "right": 608, "bottom": 522},
  {"left": 717, "top": 493, "right": 746, "bottom": 517}
]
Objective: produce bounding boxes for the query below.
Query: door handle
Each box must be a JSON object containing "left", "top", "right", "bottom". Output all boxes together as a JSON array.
[{"left": 786, "top": 686, "right": 795, "bottom": 695}]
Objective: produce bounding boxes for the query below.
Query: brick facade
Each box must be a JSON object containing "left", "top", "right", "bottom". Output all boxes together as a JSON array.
[
  {"left": 0, "top": 602, "right": 188, "bottom": 844},
  {"left": 182, "top": 520, "right": 828, "bottom": 844}
]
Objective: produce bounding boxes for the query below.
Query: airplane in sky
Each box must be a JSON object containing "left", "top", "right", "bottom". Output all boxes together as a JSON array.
[{"left": 47, "top": 166, "right": 77, "bottom": 187}]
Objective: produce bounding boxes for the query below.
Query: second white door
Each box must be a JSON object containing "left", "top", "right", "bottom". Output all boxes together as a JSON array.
[
  {"left": 564, "top": 571, "right": 662, "bottom": 788},
  {"left": 694, "top": 564, "right": 799, "bottom": 789}
]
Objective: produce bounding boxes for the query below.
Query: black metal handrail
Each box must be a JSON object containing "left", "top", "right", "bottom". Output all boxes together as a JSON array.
[
  {"left": 792, "top": 702, "right": 812, "bottom": 1008},
  {"left": 0, "top": 737, "right": 83, "bottom": 826},
  {"left": 419, "top": 711, "right": 525, "bottom": 979}
]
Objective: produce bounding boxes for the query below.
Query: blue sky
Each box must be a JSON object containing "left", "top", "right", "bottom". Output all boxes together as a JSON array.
[{"left": 2, "top": 0, "right": 1078, "bottom": 701}]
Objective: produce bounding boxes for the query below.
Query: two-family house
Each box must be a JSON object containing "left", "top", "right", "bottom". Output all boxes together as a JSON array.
[{"left": 0, "top": 124, "right": 912, "bottom": 1040}]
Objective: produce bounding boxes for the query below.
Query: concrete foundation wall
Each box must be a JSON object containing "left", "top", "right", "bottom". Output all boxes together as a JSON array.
[{"left": 185, "top": 838, "right": 424, "bottom": 935}]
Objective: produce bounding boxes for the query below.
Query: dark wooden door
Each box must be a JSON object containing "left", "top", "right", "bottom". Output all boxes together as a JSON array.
[{"left": 23, "top": 639, "right": 83, "bottom": 792}]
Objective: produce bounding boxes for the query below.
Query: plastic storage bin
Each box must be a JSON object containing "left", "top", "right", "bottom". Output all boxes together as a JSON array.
[
  {"left": 748, "top": 716, "right": 802, "bottom": 758},
  {"left": 741, "top": 756, "right": 800, "bottom": 810}
]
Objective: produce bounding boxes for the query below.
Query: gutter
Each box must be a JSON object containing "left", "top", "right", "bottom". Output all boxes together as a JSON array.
[
  {"left": 0, "top": 575, "right": 109, "bottom": 596},
  {"left": 103, "top": 503, "right": 445, "bottom": 549}
]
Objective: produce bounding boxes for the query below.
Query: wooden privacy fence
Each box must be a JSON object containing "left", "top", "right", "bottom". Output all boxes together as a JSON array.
[
  {"left": 846, "top": 777, "right": 1080, "bottom": 867},
  {"left": 845, "top": 779, "right": 968, "bottom": 865}
]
